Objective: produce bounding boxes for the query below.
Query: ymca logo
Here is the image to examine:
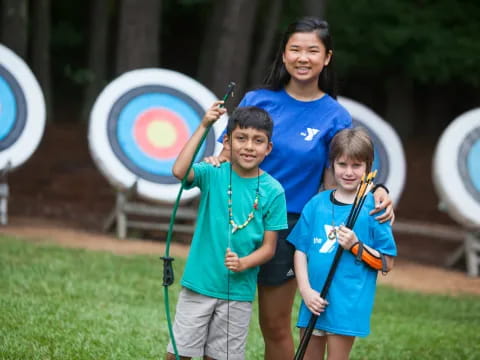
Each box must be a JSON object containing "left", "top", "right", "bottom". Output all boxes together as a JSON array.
[{"left": 300, "top": 128, "right": 320, "bottom": 141}]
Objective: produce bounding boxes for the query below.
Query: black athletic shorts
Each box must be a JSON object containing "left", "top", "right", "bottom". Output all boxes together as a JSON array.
[{"left": 257, "top": 213, "right": 300, "bottom": 286}]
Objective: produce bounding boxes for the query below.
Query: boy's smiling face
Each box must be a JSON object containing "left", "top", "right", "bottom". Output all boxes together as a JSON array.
[
  {"left": 223, "top": 126, "right": 272, "bottom": 177},
  {"left": 333, "top": 155, "right": 367, "bottom": 195}
]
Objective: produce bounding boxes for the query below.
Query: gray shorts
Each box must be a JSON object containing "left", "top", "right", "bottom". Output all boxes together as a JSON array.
[{"left": 167, "top": 288, "right": 252, "bottom": 360}]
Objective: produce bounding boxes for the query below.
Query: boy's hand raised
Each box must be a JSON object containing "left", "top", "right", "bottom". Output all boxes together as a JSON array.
[{"left": 201, "top": 101, "right": 227, "bottom": 127}]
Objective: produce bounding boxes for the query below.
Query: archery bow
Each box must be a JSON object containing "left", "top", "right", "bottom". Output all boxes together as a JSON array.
[{"left": 161, "top": 82, "right": 236, "bottom": 360}]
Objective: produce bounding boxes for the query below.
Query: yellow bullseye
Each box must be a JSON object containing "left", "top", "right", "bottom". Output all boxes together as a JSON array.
[{"left": 146, "top": 120, "right": 177, "bottom": 148}]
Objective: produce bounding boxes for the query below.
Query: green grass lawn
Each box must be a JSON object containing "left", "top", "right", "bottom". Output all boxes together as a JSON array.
[{"left": 1, "top": 235, "right": 479, "bottom": 360}]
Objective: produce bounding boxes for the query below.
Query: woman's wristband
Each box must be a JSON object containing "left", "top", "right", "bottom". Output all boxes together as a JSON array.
[{"left": 371, "top": 183, "right": 389, "bottom": 194}]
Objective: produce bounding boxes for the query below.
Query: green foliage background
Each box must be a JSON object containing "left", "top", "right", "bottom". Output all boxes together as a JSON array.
[{"left": 328, "top": 0, "right": 480, "bottom": 85}]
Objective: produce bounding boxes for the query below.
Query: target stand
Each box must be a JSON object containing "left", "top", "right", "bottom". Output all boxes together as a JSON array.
[
  {"left": 102, "top": 181, "right": 199, "bottom": 239},
  {"left": 444, "top": 232, "right": 480, "bottom": 277},
  {"left": 0, "top": 44, "right": 46, "bottom": 225},
  {"left": 0, "top": 162, "right": 11, "bottom": 225},
  {"left": 89, "top": 68, "right": 227, "bottom": 239},
  {"left": 433, "top": 108, "right": 480, "bottom": 276}
]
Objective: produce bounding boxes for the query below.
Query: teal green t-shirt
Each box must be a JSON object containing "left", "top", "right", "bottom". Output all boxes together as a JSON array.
[{"left": 181, "top": 162, "right": 288, "bottom": 301}]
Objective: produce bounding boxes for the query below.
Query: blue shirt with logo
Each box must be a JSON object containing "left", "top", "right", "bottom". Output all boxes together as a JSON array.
[
  {"left": 287, "top": 190, "right": 397, "bottom": 337},
  {"left": 235, "top": 88, "right": 352, "bottom": 213}
]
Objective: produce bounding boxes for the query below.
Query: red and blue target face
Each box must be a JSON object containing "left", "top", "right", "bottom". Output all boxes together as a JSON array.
[
  {"left": 352, "top": 119, "right": 388, "bottom": 183},
  {"left": 458, "top": 127, "right": 480, "bottom": 202},
  {"left": 108, "top": 86, "right": 215, "bottom": 184},
  {"left": 0, "top": 65, "right": 26, "bottom": 151}
]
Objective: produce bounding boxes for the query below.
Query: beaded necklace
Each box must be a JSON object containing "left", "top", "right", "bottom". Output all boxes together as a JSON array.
[{"left": 227, "top": 164, "right": 260, "bottom": 234}]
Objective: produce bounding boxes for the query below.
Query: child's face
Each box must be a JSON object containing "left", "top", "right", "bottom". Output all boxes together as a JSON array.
[
  {"left": 333, "top": 155, "right": 367, "bottom": 194},
  {"left": 223, "top": 127, "right": 272, "bottom": 177}
]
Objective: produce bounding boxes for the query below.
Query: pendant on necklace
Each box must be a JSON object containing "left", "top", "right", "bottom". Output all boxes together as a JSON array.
[{"left": 327, "top": 227, "right": 337, "bottom": 241}]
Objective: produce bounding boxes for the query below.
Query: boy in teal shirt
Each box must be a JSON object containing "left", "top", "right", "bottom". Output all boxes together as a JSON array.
[{"left": 166, "top": 102, "right": 287, "bottom": 360}]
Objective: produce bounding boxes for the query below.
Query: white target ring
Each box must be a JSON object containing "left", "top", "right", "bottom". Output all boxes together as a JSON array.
[
  {"left": 89, "top": 68, "right": 227, "bottom": 203},
  {"left": 0, "top": 44, "right": 46, "bottom": 170},
  {"left": 338, "top": 97, "right": 406, "bottom": 205},
  {"left": 433, "top": 108, "right": 480, "bottom": 229}
]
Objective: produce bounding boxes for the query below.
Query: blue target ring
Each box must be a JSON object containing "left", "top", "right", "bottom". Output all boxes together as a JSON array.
[
  {"left": 433, "top": 108, "right": 480, "bottom": 228},
  {"left": 458, "top": 127, "right": 480, "bottom": 202},
  {"left": 0, "top": 77, "right": 17, "bottom": 139},
  {"left": 0, "top": 44, "right": 45, "bottom": 171},
  {"left": 107, "top": 85, "right": 215, "bottom": 184},
  {"left": 0, "top": 64, "right": 27, "bottom": 150},
  {"left": 89, "top": 68, "right": 226, "bottom": 203}
]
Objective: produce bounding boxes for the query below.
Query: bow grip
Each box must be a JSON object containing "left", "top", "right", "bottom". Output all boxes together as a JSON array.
[{"left": 161, "top": 256, "right": 175, "bottom": 286}]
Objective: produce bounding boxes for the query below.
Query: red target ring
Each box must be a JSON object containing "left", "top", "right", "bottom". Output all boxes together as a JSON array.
[
  {"left": 133, "top": 108, "right": 189, "bottom": 159},
  {"left": 89, "top": 68, "right": 227, "bottom": 203}
]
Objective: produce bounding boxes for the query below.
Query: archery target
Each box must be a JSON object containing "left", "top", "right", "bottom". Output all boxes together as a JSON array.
[
  {"left": 433, "top": 108, "right": 480, "bottom": 229},
  {"left": 338, "top": 97, "right": 406, "bottom": 205},
  {"left": 0, "top": 44, "right": 46, "bottom": 170},
  {"left": 89, "top": 68, "right": 227, "bottom": 203}
]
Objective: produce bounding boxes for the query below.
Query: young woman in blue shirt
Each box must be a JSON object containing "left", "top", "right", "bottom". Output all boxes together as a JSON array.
[{"left": 205, "top": 16, "right": 394, "bottom": 360}]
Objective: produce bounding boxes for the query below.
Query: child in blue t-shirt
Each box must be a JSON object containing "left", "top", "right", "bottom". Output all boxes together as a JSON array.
[
  {"left": 287, "top": 127, "right": 397, "bottom": 360},
  {"left": 166, "top": 102, "right": 288, "bottom": 360}
]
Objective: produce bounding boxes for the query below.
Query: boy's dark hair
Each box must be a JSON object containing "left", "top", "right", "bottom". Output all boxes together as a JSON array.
[
  {"left": 226, "top": 106, "right": 273, "bottom": 141},
  {"left": 329, "top": 127, "right": 374, "bottom": 174}
]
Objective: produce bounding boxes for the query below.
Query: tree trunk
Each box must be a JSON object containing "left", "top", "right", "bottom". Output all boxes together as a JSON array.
[
  {"left": 385, "top": 74, "right": 415, "bottom": 140},
  {"left": 226, "top": 0, "right": 259, "bottom": 100},
  {"left": 197, "top": 0, "right": 225, "bottom": 87},
  {"left": 249, "top": 0, "right": 283, "bottom": 88},
  {"left": 30, "top": 0, "right": 52, "bottom": 121},
  {"left": 422, "top": 85, "right": 452, "bottom": 137},
  {"left": 82, "top": 0, "right": 110, "bottom": 122},
  {"left": 115, "top": 0, "right": 161, "bottom": 75},
  {"left": 303, "top": 0, "right": 327, "bottom": 19},
  {"left": 200, "top": 0, "right": 259, "bottom": 102},
  {"left": 0, "top": 0, "right": 29, "bottom": 58}
]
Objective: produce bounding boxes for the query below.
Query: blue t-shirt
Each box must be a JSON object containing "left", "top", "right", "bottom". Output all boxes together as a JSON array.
[
  {"left": 232, "top": 88, "right": 352, "bottom": 213},
  {"left": 287, "top": 190, "right": 397, "bottom": 337},
  {"left": 182, "top": 162, "right": 288, "bottom": 301}
]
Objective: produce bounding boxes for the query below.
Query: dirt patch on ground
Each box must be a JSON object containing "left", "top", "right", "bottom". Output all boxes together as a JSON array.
[
  {"left": 3, "top": 217, "right": 480, "bottom": 297},
  {"left": 2, "top": 123, "right": 480, "bottom": 296},
  {"left": 1, "top": 217, "right": 190, "bottom": 257}
]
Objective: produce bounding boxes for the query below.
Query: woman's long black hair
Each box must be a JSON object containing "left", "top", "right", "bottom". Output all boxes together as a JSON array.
[{"left": 263, "top": 17, "right": 337, "bottom": 98}]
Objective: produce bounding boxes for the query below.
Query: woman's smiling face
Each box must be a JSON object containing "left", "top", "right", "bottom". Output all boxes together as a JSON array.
[{"left": 282, "top": 31, "right": 332, "bottom": 85}]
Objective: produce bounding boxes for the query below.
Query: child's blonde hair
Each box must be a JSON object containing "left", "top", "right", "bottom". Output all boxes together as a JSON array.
[{"left": 329, "top": 127, "right": 374, "bottom": 173}]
